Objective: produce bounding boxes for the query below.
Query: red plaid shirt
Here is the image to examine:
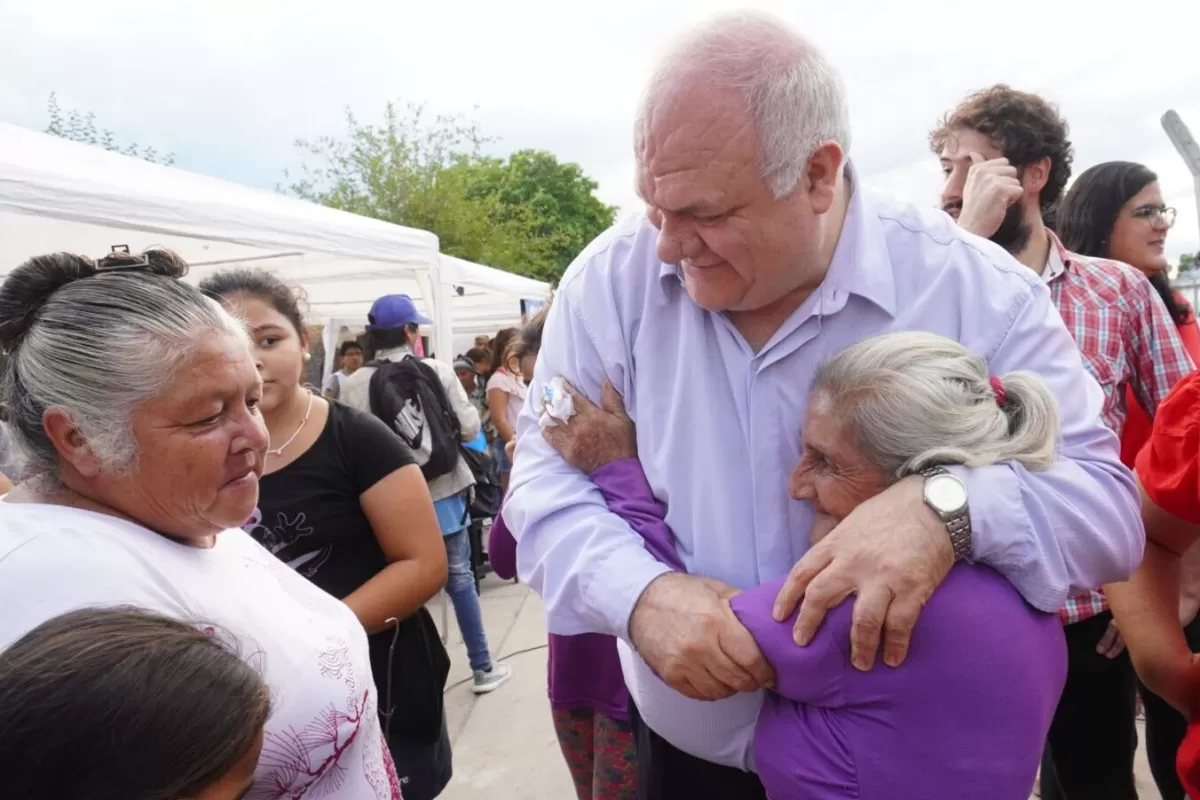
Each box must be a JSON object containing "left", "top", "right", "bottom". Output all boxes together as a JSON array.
[{"left": 1045, "top": 232, "right": 1195, "bottom": 624}]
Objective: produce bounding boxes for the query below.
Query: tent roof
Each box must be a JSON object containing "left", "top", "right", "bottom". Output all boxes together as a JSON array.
[{"left": 0, "top": 123, "right": 549, "bottom": 348}]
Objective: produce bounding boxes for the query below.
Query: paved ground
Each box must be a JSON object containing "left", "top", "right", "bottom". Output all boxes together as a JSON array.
[{"left": 432, "top": 575, "right": 1162, "bottom": 800}]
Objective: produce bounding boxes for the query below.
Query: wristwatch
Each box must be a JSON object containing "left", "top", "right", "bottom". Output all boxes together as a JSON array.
[{"left": 920, "top": 466, "right": 972, "bottom": 562}]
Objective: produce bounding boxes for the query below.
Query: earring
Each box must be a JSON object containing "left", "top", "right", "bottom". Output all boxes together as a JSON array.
[{"left": 303, "top": 353, "right": 312, "bottom": 362}]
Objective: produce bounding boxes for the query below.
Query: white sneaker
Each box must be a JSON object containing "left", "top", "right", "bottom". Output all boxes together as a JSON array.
[{"left": 471, "top": 662, "right": 512, "bottom": 694}]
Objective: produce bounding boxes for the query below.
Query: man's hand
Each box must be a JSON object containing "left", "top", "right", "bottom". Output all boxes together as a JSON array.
[
  {"left": 629, "top": 572, "right": 775, "bottom": 701},
  {"left": 956, "top": 153, "right": 1024, "bottom": 238},
  {"left": 542, "top": 379, "right": 637, "bottom": 474},
  {"left": 773, "top": 476, "right": 954, "bottom": 671},
  {"left": 1096, "top": 620, "right": 1127, "bottom": 659}
]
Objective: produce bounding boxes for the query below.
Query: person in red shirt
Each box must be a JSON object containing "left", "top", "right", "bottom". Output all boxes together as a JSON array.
[
  {"left": 1108, "top": 372, "right": 1200, "bottom": 798},
  {"left": 1058, "top": 160, "right": 1199, "bottom": 799}
]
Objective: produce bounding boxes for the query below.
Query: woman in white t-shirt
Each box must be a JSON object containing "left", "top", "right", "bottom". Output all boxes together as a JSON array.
[
  {"left": 0, "top": 249, "right": 401, "bottom": 799},
  {"left": 485, "top": 328, "right": 527, "bottom": 495}
]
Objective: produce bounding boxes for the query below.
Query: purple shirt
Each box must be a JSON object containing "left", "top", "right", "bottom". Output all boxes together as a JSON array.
[
  {"left": 489, "top": 512, "right": 628, "bottom": 720},
  {"left": 590, "top": 458, "right": 1068, "bottom": 798},
  {"left": 504, "top": 172, "right": 1139, "bottom": 766}
]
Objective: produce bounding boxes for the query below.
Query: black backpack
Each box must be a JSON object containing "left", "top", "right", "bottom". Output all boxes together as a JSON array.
[
  {"left": 366, "top": 356, "right": 462, "bottom": 481},
  {"left": 460, "top": 444, "right": 502, "bottom": 520}
]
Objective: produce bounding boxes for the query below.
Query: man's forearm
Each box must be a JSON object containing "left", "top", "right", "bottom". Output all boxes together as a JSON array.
[
  {"left": 962, "top": 273, "right": 1143, "bottom": 611},
  {"left": 508, "top": 454, "right": 672, "bottom": 639},
  {"left": 951, "top": 454, "right": 1141, "bottom": 613}
]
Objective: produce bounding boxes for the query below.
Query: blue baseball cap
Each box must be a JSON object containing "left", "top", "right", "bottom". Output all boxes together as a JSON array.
[{"left": 366, "top": 294, "right": 432, "bottom": 330}]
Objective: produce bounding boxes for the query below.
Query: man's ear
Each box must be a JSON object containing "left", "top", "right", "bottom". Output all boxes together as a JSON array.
[
  {"left": 803, "top": 141, "right": 846, "bottom": 214},
  {"left": 42, "top": 407, "right": 102, "bottom": 477},
  {"left": 1021, "top": 156, "right": 1051, "bottom": 197}
]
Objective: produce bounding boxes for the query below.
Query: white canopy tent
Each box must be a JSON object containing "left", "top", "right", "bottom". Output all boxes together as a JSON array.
[
  {"left": 315, "top": 254, "right": 552, "bottom": 366},
  {"left": 0, "top": 123, "right": 551, "bottom": 366}
]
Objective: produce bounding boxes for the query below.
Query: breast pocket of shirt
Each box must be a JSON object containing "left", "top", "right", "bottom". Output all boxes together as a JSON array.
[{"left": 1072, "top": 307, "right": 1123, "bottom": 416}]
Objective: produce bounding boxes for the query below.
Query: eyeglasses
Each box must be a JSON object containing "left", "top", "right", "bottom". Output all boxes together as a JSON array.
[{"left": 1131, "top": 205, "right": 1177, "bottom": 228}]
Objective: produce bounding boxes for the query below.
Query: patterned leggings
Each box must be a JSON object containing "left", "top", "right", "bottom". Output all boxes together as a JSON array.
[{"left": 551, "top": 706, "right": 639, "bottom": 800}]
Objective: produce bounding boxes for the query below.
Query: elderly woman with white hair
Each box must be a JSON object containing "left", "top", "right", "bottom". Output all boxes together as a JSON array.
[
  {"left": 0, "top": 249, "right": 401, "bottom": 798},
  {"left": 538, "top": 331, "right": 1068, "bottom": 800}
]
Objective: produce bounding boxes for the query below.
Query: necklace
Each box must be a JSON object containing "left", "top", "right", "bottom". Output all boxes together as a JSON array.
[{"left": 267, "top": 390, "right": 315, "bottom": 457}]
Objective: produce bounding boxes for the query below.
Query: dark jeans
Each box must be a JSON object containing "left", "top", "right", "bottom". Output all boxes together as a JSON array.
[
  {"left": 1040, "top": 611, "right": 1140, "bottom": 799},
  {"left": 628, "top": 698, "right": 766, "bottom": 800},
  {"left": 1140, "top": 614, "right": 1200, "bottom": 800}
]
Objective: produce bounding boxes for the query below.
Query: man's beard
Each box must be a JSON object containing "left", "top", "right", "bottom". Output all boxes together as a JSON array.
[{"left": 990, "top": 199, "right": 1033, "bottom": 256}]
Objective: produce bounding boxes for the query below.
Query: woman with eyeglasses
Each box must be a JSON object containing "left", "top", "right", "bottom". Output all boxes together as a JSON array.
[{"left": 1058, "top": 160, "right": 1197, "bottom": 800}]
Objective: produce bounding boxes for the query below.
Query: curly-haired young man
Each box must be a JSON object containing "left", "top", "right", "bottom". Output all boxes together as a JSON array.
[
  {"left": 931, "top": 83, "right": 1074, "bottom": 263},
  {"left": 933, "top": 85, "right": 1194, "bottom": 799}
]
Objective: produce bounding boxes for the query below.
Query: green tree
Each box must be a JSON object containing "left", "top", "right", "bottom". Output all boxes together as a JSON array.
[
  {"left": 1180, "top": 252, "right": 1198, "bottom": 274},
  {"left": 452, "top": 150, "right": 617, "bottom": 281},
  {"left": 44, "top": 93, "right": 174, "bottom": 165},
  {"left": 287, "top": 102, "right": 614, "bottom": 282}
]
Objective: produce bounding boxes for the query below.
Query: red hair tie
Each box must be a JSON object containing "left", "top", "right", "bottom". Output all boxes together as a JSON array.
[{"left": 989, "top": 376, "right": 1007, "bottom": 406}]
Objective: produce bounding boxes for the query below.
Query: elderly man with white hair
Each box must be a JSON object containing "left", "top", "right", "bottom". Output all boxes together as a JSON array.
[{"left": 503, "top": 11, "right": 1143, "bottom": 798}]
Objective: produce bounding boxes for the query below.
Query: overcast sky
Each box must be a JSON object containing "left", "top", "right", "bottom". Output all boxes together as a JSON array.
[{"left": 2, "top": 0, "right": 1198, "bottom": 260}]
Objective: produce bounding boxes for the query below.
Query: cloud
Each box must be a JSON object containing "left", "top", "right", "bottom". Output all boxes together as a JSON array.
[{"left": 1, "top": 0, "right": 1197, "bottom": 258}]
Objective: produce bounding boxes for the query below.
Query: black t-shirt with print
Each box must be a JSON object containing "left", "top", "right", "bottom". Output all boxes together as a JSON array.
[
  {"left": 250, "top": 401, "right": 452, "bottom": 794},
  {"left": 253, "top": 400, "right": 414, "bottom": 599}
]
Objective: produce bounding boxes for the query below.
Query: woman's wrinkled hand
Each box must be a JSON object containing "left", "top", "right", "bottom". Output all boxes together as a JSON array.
[{"left": 542, "top": 379, "right": 637, "bottom": 474}]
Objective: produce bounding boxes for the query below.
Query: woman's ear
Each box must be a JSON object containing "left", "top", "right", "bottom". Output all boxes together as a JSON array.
[{"left": 42, "top": 407, "right": 103, "bottom": 478}]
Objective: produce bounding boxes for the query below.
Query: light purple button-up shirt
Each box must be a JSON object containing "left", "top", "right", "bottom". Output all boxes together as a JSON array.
[{"left": 504, "top": 175, "right": 1143, "bottom": 769}]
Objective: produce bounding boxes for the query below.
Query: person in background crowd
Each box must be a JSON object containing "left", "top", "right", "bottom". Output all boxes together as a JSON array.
[
  {"left": 0, "top": 607, "right": 270, "bottom": 800},
  {"left": 467, "top": 346, "right": 491, "bottom": 376},
  {"left": 201, "top": 270, "right": 453, "bottom": 797},
  {"left": 489, "top": 329, "right": 519, "bottom": 370},
  {"left": 1106, "top": 370, "right": 1200, "bottom": 799},
  {"left": 323, "top": 340, "right": 364, "bottom": 401},
  {"left": 474, "top": 334, "right": 491, "bottom": 350},
  {"left": 486, "top": 327, "right": 525, "bottom": 495},
  {"left": 454, "top": 356, "right": 478, "bottom": 398},
  {"left": 1058, "top": 160, "right": 1199, "bottom": 799},
  {"left": 340, "top": 295, "right": 512, "bottom": 695},
  {"left": 540, "top": 331, "right": 1067, "bottom": 799},
  {"left": 514, "top": 317, "right": 542, "bottom": 385},
  {"left": 505, "top": 13, "right": 1140, "bottom": 798},
  {"left": 933, "top": 85, "right": 1193, "bottom": 800},
  {"left": 0, "top": 249, "right": 401, "bottom": 798},
  {"left": 489, "top": 307, "right": 637, "bottom": 800},
  {"left": 464, "top": 347, "right": 495, "bottom": 442}
]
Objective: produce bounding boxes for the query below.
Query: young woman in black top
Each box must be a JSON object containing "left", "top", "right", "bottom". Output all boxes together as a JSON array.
[{"left": 200, "top": 269, "right": 453, "bottom": 799}]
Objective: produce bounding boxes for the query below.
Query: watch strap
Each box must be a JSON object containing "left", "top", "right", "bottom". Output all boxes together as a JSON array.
[{"left": 920, "top": 466, "right": 973, "bottom": 562}]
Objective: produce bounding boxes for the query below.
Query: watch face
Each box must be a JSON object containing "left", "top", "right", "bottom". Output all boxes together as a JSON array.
[{"left": 926, "top": 474, "right": 967, "bottom": 513}]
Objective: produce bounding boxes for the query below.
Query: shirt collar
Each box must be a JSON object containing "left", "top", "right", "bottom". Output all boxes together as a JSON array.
[
  {"left": 1043, "top": 230, "right": 1075, "bottom": 283},
  {"left": 821, "top": 165, "right": 896, "bottom": 317},
  {"left": 377, "top": 345, "right": 413, "bottom": 361},
  {"left": 656, "top": 162, "right": 896, "bottom": 317}
]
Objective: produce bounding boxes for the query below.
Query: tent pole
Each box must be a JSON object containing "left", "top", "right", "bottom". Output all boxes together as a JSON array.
[
  {"left": 322, "top": 317, "right": 337, "bottom": 382},
  {"left": 424, "top": 256, "right": 454, "bottom": 362}
]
